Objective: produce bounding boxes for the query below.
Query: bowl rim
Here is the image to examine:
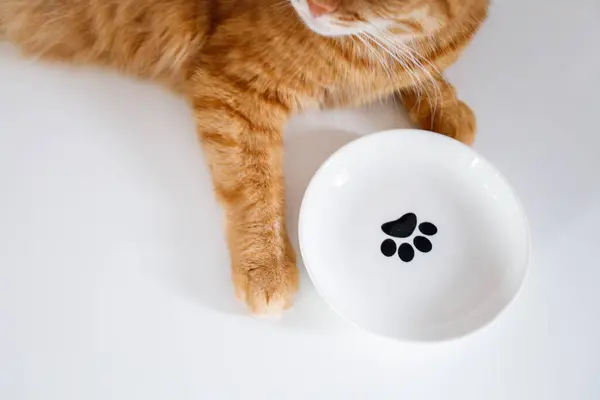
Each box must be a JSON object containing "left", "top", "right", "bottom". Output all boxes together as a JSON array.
[{"left": 297, "top": 128, "right": 532, "bottom": 343}]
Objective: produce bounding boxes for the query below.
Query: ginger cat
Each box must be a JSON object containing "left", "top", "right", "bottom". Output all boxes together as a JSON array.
[{"left": 0, "top": 0, "right": 488, "bottom": 316}]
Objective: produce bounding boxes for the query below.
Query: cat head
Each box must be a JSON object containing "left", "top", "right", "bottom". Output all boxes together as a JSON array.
[{"left": 290, "top": 0, "right": 459, "bottom": 38}]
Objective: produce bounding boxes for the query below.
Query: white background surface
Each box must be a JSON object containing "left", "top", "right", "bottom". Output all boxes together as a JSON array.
[{"left": 1, "top": 1, "right": 599, "bottom": 399}]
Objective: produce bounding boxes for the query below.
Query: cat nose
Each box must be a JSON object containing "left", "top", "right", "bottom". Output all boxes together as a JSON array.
[{"left": 307, "top": 0, "right": 338, "bottom": 17}]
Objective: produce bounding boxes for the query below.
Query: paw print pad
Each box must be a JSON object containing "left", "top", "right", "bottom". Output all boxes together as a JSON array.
[{"left": 380, "top": 213, "right": 438, "bottom": 262}]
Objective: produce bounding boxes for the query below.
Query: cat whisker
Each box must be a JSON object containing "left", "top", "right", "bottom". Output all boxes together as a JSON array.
[
  {"left": 381, "top": 29, "right": 444, "bottom": 82},
  {"left": 371, "top": 28, "right": 442, "bottom": 123},
  {"left": 362, "top": 31, "right": 424, "bottom": 108},
  {"left": 270, "top": 0, "right": 291, "bottom": 11},
  {"left": 393, "top": 41, "right": 444, "bottom": 125},
  {"left": 355, "top": 33, "right": 394, "bottom": 82},
  {"left": 363, "top": 31, "right": 423, "bottom": 97},
  {"left": 394, "top": 41, "right": 442, "bottom": 126}
]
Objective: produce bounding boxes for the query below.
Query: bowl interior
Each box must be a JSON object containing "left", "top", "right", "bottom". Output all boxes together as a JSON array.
[{"left": 298, "top": 130, "right": 530, "bottom": 341}]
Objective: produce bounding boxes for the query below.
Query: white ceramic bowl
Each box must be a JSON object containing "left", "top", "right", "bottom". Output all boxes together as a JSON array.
[{"left": 298, "top": 129, "right": 530, "bottom": 342}]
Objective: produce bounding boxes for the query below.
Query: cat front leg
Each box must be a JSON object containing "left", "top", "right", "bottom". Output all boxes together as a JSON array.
[
  {"left": 189, "top": 72, "right": 299, "bottom": 316},
  {"left": 398, "top": 75, "right": 477, "bottom": 145}
]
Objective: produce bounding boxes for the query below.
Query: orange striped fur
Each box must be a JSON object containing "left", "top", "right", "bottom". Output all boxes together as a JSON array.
[{"left": 0, "top": 0, "right": 488, "bottom": 315}]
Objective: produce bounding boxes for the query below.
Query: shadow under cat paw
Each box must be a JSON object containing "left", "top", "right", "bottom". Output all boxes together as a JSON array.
[
  {"left": 281, "top": 128, "right": 362, "bottom": 332},
  {"left": 279, "top": 102, "right": 412, "bottom": 332},
  {"left": 137, "top": 99, "right": 412, "bottom": 331}
]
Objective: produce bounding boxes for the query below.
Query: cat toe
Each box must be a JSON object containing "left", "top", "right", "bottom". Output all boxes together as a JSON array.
[{"left": 233, "top": 260, "right": 299, "bottom": 317}]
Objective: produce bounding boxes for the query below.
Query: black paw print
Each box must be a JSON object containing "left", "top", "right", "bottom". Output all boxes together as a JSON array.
[{"left": 380, "top": 213, "right": 438, "bottom": 262}]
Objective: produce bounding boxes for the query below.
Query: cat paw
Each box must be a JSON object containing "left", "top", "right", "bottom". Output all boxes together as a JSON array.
[
  {"left": 233, "top": 258, "right": 299, "bottom": 317},
  {"left": 434, "top": 100, "right": 477, "bottom": 146}
]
